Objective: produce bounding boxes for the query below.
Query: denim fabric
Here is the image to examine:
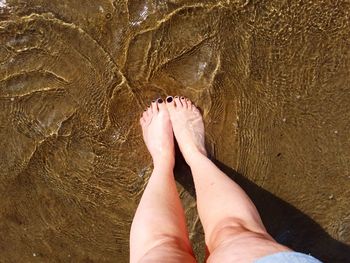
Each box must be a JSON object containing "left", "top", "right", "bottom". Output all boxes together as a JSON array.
[{"left": 255, "top": 252, "right": 322, "bottom": 263}]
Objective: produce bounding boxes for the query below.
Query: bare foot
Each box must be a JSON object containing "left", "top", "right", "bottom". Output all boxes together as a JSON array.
[
  {"left": 165, "top": 96, "right": 206, "bottom": 164},
  {"left": 140, "top": 98, "right": 175, "bottom": 168}
]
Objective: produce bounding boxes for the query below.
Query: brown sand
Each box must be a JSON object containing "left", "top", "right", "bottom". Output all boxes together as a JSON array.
[{"left": 0, "top": 0, "right": 349, "bottom": 262}]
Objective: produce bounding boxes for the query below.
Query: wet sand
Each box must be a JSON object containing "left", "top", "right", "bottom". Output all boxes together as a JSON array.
[{"left": 0, "top": 0, "right": 349, "bottom": 262}]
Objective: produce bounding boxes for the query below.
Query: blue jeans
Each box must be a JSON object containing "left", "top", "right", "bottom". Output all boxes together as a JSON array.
[{"left": 255, "top": 252, "right": 322, "bottom": 263}]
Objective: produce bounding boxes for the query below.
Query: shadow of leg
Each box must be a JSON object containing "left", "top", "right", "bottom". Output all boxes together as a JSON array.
[{"left": 212, "top": 159, "right": 350, "bottom": 263}]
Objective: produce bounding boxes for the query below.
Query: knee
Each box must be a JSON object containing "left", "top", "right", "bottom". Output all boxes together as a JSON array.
[
  {"left": 206, "top": 222, "right": 292, "bottom": 263},
  {"left": 207, "top": 218, "right": 271, "bottom": 251},
  {"left": 138, "top": 235, "right": 196, "bottom": 263},
  {"left": 140, "top": 249, "right": 196, "bottom": 263}
]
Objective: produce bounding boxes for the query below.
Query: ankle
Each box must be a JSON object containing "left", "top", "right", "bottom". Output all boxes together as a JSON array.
[
  {"left": 184, "top": 150, "right": 207, "bottom": 167},
  {"left": 153, "top": 157, "right": 175, "bottom": 171}
]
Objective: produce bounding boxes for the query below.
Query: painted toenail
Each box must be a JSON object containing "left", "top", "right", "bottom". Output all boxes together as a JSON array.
[
  {"left": 181, "top": 96, "right": 184, "bottom": 99},
  {"left": 158, "top": 98, "right": 163, "bottom": 103},
  {"left": 175, "top": 96, "right": 179, "bottom": 98},
  {"left": 152, "top": 100, "right": 156, "bottom": 103},
  {"left": 166, "top": 96, "right": 173, "bottom": 103}
]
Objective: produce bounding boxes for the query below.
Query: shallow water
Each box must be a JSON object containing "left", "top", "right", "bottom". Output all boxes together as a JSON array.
[{"left": 0, "top": 0, "right": 349, "bottom": 262}]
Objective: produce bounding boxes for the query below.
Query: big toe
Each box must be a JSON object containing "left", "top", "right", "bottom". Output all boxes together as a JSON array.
[{"left": 166, "top": 96, "right": 175, "bottom": 110}]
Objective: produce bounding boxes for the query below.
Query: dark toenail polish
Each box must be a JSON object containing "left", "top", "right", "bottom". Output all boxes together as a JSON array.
[
  {"left": 166, "top": 96, "right": 173, "bottom": 103},
  {"left": 181, "top": 96, "right": 184, "bottom": 99},
  {"left": 158, "top": 98, "right": 163, "bottom": 103},
  {"left": 152, "top": 100, "right": 156, "bottom": 103}
]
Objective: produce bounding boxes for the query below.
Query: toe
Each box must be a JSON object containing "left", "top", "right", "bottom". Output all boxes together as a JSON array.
[
  {"left": 140, "top": 117, "right": 146, "bottom": 126},
  {"left": 151, "top": 99, "right": 158, "bottom": 113},
  {"left": 180, "top": 96, "right": 187, "bottom": 109},
  {"left": 143, "top": 109, "right": 148, "bottom": 118},
  {"left": 186, "top": 98, "right": 192, "bottom": 110},
  {"left": 174, "top": 96, "right": 182, "bottom": 108},
  {"left": 143, "top": 109, "right": 151, "bottom": 122},
  {"left": 147, "top": 105, "right": 152, "bottom": 116},
  {"left": 157, "top": 98, "right": 166, "bottom": 111},
  {"left": 193, "top": 106, "right": 200, "bottom": 114},
  {"left": 166, "top": 96, "right": 175, "bottom": 110}
]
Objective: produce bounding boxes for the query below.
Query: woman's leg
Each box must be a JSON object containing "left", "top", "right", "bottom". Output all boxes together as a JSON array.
[
  {"left": 166, "top": 96, "right": 291, "bottom": 262},
  {"left": 130, "top": 99, "right": 196, "bottom": 263}
]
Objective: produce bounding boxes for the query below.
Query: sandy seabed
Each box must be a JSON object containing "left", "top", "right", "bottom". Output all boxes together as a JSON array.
[{"left": 0, "top": 0, "right": 349, "bottom": 262}]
